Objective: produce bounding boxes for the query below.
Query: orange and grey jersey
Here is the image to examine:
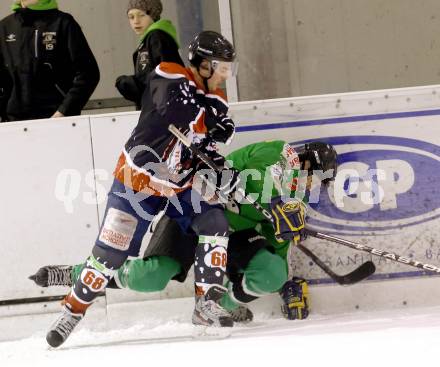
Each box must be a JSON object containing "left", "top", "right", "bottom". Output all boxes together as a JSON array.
[{"left": 114, "top": 62, "right": 229, "bottom": 197}]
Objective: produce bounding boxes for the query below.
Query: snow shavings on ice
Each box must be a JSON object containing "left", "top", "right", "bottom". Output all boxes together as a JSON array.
[{"left": 2, "top": 299, "right": 440, "bottom": 367}]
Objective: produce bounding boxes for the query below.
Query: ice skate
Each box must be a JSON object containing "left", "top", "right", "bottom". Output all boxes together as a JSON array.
[
  {"left": 229, "top": 305, "right": 253, "bottom": 323},
  {"left": 46, "top": 306, "right": 83, "bottom": 348},
  {"left": 29, "top": 265, "right": 73, "bottom": 287},
  {"left": 192, "top": 285, "right": 233, "bottom": 328}
]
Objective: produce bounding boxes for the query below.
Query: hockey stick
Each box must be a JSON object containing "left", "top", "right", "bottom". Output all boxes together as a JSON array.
[
  {"left": 296, "top": 244, "right": 375, "bottom": 285},
  {"left": 168, "top": 124, "right": 375, "bottom": 285},
  {"left": 0, "top": 292, "right": 105, "bottom": 307},
  {"left": 306, "top": 229, "right": 440, "bottom": 274}
]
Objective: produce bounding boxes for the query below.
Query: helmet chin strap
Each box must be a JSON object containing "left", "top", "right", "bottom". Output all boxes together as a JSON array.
[
  {"left": 197, "top": 61, "right": 215, "bottom": 91},
  {"left": 202, "top": 76, "right": 209, "bottom": 91}
]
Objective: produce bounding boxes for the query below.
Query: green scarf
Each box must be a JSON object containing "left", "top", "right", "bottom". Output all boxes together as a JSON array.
[
  {"left": 12, "top": 0, "right": 58, "bottom": 11},
  {"left": 139, "top": 19, "right": 180, "bottom": 48}
]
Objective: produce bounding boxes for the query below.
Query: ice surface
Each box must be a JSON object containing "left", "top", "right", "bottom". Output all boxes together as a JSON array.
[{"left": 1, "top": 296, "right": 440, "bottom": 367}]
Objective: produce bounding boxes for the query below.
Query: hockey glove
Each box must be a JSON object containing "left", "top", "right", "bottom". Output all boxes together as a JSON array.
[
  {"left": 195, "top": 141, "right": 242, "bottom": 198},
  {"left": 218, "top": 167, "right": 242, "bottom": 196},
  {"left": 279, "top": 277, "right": 309, "bottom": 320},
  {"left": 205, "top": 107, "right": 235, "bottom": 145},
  {"left": 270, "top": 196, "right": 307, "bottom": 245},
  {"left": 195, "top": 142, "right": 226, "bottom": 170},
  {"left": 195, "top": 163, "right": 242, "bottom": 201},
  {"left": 209, "top": 117, "right": 235, "bottom": 145}
]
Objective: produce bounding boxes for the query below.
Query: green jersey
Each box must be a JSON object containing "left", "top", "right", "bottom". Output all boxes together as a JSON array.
[{"left": 225, "top": 140, "right": 304, "bottom": 259}]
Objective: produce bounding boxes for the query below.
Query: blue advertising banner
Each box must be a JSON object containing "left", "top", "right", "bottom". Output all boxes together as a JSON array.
[{"left": 231, "top": 109, "right": 440, "bottom": 283}]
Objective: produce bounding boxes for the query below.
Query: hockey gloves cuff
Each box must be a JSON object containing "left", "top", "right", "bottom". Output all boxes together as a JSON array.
[
  {"left": 205, "top": 107, "right": 235, "bottom": 145},
  {"left": 209, "top": 117, "right": 235, "bottom": 145},
  {"left": 270, "top": 196, "right": 307, "bottom": 245},
  {"left": 279, "top": 277, "right": 309, "bottom": 320}
]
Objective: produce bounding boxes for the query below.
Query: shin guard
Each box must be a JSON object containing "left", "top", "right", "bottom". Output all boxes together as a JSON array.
[
  {"left": 194, "top": 235, "right": 228, "bottom": 295},
  {"left": 64, "top": 252, "right": 123, "bottom": 314}
]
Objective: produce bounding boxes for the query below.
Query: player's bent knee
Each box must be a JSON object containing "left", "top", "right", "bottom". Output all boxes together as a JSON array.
[
  {"left": 125, "top": 256, "right": 179, "bottom": 293},
  {"left": 134, "top": 275, "right": 171, "bottom": 292},
  {"left": 263, "top": 258, "right": 288, "bottom": 293},
  {"left": 92, "top": 245, "right": 128, "bottom": 269},
  {"left": 249, "top": 250, "right": 288, "bottom": 293},
  {"left": 191, "top": 208, "right": 229, "bottom": 236}
]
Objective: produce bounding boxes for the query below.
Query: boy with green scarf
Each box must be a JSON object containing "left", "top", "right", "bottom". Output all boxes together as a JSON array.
[{"left": 116, "top": 0, "right": 183, "bottom": 109}]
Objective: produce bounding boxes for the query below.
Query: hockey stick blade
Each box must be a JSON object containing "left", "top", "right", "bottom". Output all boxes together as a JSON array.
[{"left": 297, "top": 244, "right": 376, "bottom": 285}]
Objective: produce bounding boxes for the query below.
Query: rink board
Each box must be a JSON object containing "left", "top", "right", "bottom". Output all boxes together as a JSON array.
[
  {"left": 1, "top": 85, "right": 440, "bottom": 317},
  {"left": 0, "top": 116, "right": 100, "bottom": 301}
]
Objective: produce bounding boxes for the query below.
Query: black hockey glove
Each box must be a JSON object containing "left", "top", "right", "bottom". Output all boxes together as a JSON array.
[
  {"left": 209, "top": 117, "right": 235, "bottom": 145},
  {"left": 195, "top": 142, "right": 226, "bottom": 170},
  {"left": 198, "top": 166, "right": 242, "bottom": 202},
  {"left": 205, "top": 107, "right": 235, "bottom": 145},
  {"left": 192, "top": 141, "right": 242, "bottom": 200},
  {"left": 270, "top": 196, "right": 307, "bottom": 245},
  {"left": 279, "top": 277, "right": 309, "bottom": 320}
]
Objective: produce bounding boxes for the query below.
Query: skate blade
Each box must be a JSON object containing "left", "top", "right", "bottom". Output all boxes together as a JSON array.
[{"left": 192, "top": 325, "right": 232, "bottom": 340}]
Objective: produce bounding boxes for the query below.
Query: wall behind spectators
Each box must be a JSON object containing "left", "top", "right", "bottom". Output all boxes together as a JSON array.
[
  {"left": 2, "top": 1, "right": 440, "bottom": 103},
  {"left": 0, "top": 0, "right": 220, "bottom": 102}
]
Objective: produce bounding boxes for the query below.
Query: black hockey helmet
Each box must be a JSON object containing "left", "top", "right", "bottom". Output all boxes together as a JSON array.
[
  {"left": 188, "top": 31, "right": 237, "bottom": 79},
  {"left": 296, "top": 142, "right": 338, "bottom": 184}
]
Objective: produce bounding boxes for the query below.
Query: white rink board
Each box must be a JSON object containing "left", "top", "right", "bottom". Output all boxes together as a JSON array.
[
  {"left": 1, "top": 85, "right": 440, "bottom": 314},
  {"left": 0, "top": 117, "right": 100, "bottom": 300},
  {"left": 88, "top": 111, "right": 139, "bottom": 222}
]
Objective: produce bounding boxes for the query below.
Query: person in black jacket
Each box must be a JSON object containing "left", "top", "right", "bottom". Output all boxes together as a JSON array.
[
  {"left": 116, "top": 0, "right": 184, "bottom": 110},
  {"left": 0, "top": 0, "right": 100, "bottom": 122}
]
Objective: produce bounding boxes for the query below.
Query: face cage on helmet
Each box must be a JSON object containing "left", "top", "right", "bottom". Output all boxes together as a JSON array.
[{"left": 210, "top": 59, "right": 239, "bottom": 78}]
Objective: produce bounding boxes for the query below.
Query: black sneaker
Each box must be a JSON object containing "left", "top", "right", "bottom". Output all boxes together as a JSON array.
[
  {"left": 46, "top": 306, "right": 83, "bottom": 348},
  {"left": 29, "top": 265, "right": 73, "bottom": 287}
]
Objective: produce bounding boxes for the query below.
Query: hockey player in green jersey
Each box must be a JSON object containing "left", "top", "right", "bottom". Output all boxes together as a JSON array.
[{"left": 30, "top": 140, "right": 337, "bottom": 322}]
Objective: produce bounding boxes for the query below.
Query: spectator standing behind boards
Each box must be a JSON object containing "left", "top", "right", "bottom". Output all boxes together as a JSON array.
[
  {"left": 0, "top": 0, "right": 100, "bottom": 122},
  {"left": 116, "top": 0, "right": 183, "bottom": 110}
]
